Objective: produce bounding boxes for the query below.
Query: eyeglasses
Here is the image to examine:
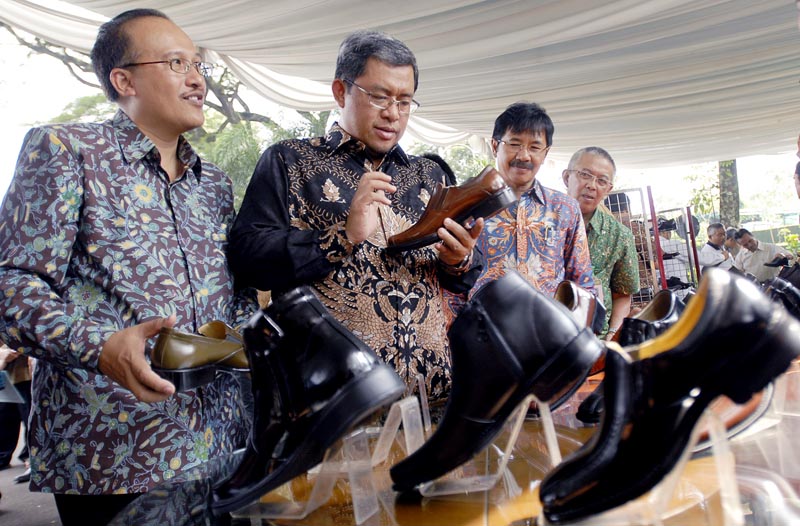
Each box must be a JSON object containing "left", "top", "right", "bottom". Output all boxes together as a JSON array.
[
  {"left": 496, "top": 139, "right": 549, "bottom": 156},
  {"left": 120, "top": 58, "right": 215, "bottom": 77},
  {"left": 344, "top": 79, "right": 420, "bottom": 114},
  {"left": 567, "top": 169, "right": 613, "bottom": 190}
]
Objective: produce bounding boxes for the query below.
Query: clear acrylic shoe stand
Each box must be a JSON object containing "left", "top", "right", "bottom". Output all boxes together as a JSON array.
[
  {"left": 537, "top": 408, "right": 744, "bottom": 526},
  {"left": 232, "top": 374, "right": 562, "bottom": 524}
]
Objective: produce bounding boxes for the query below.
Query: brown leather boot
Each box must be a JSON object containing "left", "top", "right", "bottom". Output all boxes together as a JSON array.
[{"left": 386, "top": 166, "right": 516, "bottom": 253}]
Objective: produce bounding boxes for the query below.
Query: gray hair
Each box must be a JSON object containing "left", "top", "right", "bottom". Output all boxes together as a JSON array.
[
  {"left": 567, "top": 147, "right": 617, "bottom": 178},
  {"left": 707, "top": 222, "right": 725, "bottom": 236},
  {"left": 335, "top": 30, "right": 419, "bottom": 91}
]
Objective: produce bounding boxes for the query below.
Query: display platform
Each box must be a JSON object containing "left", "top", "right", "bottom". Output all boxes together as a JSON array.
[{"left": 110, "top": 363, "right": 800, "bottom": 526}]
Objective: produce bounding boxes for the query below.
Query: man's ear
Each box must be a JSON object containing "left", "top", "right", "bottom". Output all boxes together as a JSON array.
[
  {"left": 561, "top": 170, "right": 570, "bottom": 187},
  {"left": 109, "top": 68, "right": 135, "bottom": 98},
  {"left": 490, "top": 139, "right": 498, "bottom": 158},
  {"left": 332, "top": 79, "right": 347, "bottom": 108}
]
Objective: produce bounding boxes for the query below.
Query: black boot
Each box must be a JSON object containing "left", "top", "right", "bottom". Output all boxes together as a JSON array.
[
  {"left": 213, "top": 286, "right": 405, "bottom": 514},
  {"left": 576, "top": 289, "right": 685, "bottom": 424},
  {"left": 389, "top": 271, "right": 603, "bottom": 492},
  {"left": 541, "top": 269, "right": 800, "bottom": 523}
]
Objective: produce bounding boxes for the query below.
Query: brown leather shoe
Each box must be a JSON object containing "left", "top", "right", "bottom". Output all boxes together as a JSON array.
[
  {"left": 151, "top": 323, "right": 246, "bottom": 391},
  {"left": 386, "top": 165, "right": 516, "bottom": 253}
]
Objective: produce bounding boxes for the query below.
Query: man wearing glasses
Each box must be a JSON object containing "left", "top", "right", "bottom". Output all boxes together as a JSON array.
[
  {"left": 0, "top": 9, "right": 256, "bottom": 524},
  {"left": 449, "top": 102, "right": 594, "bottom": 315},
  {"left": 228, "top": 30, "right": 483, "bottom": 404},
  {"left": 563, "top": 147, "right": 639, "bottom": 338}
]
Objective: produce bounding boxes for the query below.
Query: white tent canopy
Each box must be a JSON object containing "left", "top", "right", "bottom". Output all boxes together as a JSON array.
[{"left": 2, "top": 0, "right": 798, "bottom": 167}]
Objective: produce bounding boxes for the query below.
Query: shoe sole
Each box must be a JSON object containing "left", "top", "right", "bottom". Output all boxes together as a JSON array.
[
  {"left": 213, "top": 364, "right": 404, "bottom": 514},
  {"left": 386, "top": 187, "right": 517, "bottom": 253},
  {"left": 152, "top": 364, "right": 248, "bottom": 392}
]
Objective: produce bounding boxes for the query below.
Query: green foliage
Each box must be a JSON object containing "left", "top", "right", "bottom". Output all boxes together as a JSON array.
[
  {"left": 407, "top": 142, "right": 492, "bottom": 183},
  {"left": 685, "top": 164, "right": 719, "bottom": 220},
  {"left": 195, "top": 120, "right": 264, "bottom": 210},
  {"left": 780, "top": 228, "right": 800, "bottom": 255},
  {"left": 49, "top": 94, "right": 114, "bottom": 124}
]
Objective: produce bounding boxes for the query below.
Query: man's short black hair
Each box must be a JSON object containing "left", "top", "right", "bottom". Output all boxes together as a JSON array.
[
  {"left": 335, "top": 30, "right": 419, "bottom": 92},
  {"left": 734, "top": 228, "right": 752, "bottom": 241},
  {"left": 795, "top": 161, "right": 800, "bottom": 176},
  {"left": 725, "top": 227, "right": 737, "bottom": 240},
  {"left": 492, "top": 102, "right": 554, "bottom": 147},
  {"left": 90, "top": 9, "right": 171, "bottom": 101}
]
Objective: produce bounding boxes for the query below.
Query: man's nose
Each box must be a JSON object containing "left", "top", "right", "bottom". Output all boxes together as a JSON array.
[{"left": 382, "top": 102, "right": 401, "bottom": 120}]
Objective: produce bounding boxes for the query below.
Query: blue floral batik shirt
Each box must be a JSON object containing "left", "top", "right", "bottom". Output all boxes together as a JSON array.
[{"left": 0, "top": 110, "right": 257, "bottom": 494}]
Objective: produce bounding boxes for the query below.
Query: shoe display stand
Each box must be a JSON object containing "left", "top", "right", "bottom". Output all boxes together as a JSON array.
[
  {"left": 537, "top": 408, "right": 744, "bottom": 526},
  {"left": 232, "top": 375, "right": 562, "bottom": 525}
]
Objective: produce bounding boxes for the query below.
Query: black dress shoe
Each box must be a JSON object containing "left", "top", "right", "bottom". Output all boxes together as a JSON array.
[
  {"left": 665, "top": 276, "right": 692, "bottom": 290},
  {"left": 541, "top": 269, "right": 800, "bottom": 523},
  {"left": 575, "top": 289, "right": 685, "bottom": 425},
  {"left": 764, "top": 255, "right": 790, "bottom": 268},
  {"left": 553, "top": 280, "right": 606, "bottom": 335},
  {"left": 763, "top": 277, "right": 800, "bottom": 320},
  {"left": 389, "top": 271, "right": 603, "bottom": 492},
  {"left": 213, "top": 286, "right": 405, "bottom": 514},
  {"left": 14, "top": 467, "right": 30, "bottom": 483}
]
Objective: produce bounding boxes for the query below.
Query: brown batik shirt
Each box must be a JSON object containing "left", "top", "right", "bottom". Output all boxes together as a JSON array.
[{"left": 228, "top": 124, "right": 482, "bottom": 401}]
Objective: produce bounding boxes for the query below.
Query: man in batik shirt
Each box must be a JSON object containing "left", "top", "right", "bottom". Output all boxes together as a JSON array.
[
  {"left": 228, "top": 30, "right": 483, "bottom": 403},
  {"left": 448, "top": 102, "right": 594, "bottom": 319},
  {"left": 563, "top": 147, "right": 639, "bottom": 339},
  {"left": 0, "top": 9, "right": 256, "bottom": 524}
]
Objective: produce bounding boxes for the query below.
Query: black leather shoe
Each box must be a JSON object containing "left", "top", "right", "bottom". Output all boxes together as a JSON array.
[
  {"left": 763, "top": 277, "right": 800, "bottom": 320},
  {"left": 665, "top": 276, "right": 692, "bottom": 290},
  {"left": 541, "top": 269, "right": 800, "bottom": 523},
  {"left": 213, "top": 287, "right": 405, "bottom": 514},
  {"left": 764, "top": 255, "right": 790, "bottom": 268},
  {"left": 389, "top": 271, "right": 603, "bottom": 492},
  {"left": 575, "top": 289, "right": 685, "bottom": 425},
  {"left": 553, "top": 280, "right": 606, "bottom": 335}
]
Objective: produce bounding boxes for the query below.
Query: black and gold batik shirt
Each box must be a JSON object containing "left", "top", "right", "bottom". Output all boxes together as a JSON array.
[{"left": 229, "top": 124, "right": 482, "bottom": 401}]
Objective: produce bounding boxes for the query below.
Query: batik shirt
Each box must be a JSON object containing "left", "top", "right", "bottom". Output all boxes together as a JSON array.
[
  {"left": 228, "top": 124, "right": 481, "bottom": 402},
  {"left": 586, "top": 207, "right": 640, "bottom": 333},
  {"left": 448, "top": 179, "right": 593, "bottom": 313},
  {"left": 0, "top": 111, "right": 257, "bottom": 494}
]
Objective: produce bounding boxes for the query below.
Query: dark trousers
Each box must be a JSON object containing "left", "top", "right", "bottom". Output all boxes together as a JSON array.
[
  {"left": 55, "top": 493, "right": 141, "bottom": 526},
  {"left": 0, "top": 379, "right": 31, "bottom": 466}
]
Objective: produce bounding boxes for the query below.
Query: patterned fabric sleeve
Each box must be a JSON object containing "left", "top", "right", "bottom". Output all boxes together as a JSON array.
[
  {"left": 0, "top": 127, "right": 113, "bottom": 372},
  {"left": 562, "top": 210, "right": 596, "bottom": 293}
]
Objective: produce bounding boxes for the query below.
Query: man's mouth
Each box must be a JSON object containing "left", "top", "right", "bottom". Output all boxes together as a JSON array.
[
  {"left": 183, "top": 93, "right": 204, "bottom": 106},
  {"left": 375, "top": 127, "right": 396, "bottom": 140}
]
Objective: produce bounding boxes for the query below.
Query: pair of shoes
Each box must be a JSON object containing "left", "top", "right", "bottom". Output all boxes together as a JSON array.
[
  {"left": 14, "top": 467, "right": 30, "bottom": 483},
  {"left": 662, "top": 251, "right": 680, "bottom": 260},
  {"left": 541, "top": 269, "right": 800, "bottom": 523},
  {"left": 665, "top": 276, "right": 692, "bottom": 290},
  {"left": 389, "top": 271, "right": 603, "bottom": 492},
  {"left": 553, "top": 280, "right": 606, "bottom": 335},
  {"left": 575, "top": 289, "right": 685, "bottom": 424},
  {"left": 213, "top": 287, "right": 405, "bottom": 514},
  {"left": 151, "top": 321, "right": 246, "bottom": 391},
  {"left": 764, "top": 255, "right": 790, "bottom": 268},
  {"left": 387, "top": 165, "right": 517, "bottom": 252}
]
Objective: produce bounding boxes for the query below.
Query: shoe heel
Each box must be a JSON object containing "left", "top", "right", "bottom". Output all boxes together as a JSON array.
[
  {"left": 152, "top": 365, "right": 216, "bottom": 392},
  {"left": 531, "top": 329, "right": 605, "bottom": 408},
  {"left": 723, "top": 312, "right": 800, "bottom": 404},
  {"left": 459, "top": 187, "right": 517, "bottom": 224}
]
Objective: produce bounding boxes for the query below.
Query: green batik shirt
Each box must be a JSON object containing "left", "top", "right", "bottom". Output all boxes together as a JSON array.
[{"left": 586, "top": 208, "right": 640, "bottom": 334}]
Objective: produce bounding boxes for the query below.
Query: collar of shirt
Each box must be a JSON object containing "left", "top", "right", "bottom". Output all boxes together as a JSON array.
[
  {"left": 112, "top": 110, "right": 203, "bottom": 182},
  {"left": 586, "top": 206, "right": 611, "bottom": 234},
  {"left": 706, "top": 241, "right": 723, "bottom": 250},
  {"left": 517, "top": 178, "right": 546, "bottom": 207},
  {"left": 323, "top": 122, "right": 410, "bottom": 167}
]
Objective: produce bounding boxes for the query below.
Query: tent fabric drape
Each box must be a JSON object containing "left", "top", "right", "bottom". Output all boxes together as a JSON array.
[{"left": 2, "top": 0, "right": 798, "bottom": 167}]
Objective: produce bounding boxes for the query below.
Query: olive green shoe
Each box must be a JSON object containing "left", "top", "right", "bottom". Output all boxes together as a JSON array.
[{"left": 151, "top": 322, "right": 247, "bottom": 391}]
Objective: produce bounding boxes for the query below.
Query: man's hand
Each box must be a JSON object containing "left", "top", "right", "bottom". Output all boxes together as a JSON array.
[
  {"left": 345, "top": 171, "right": 396, "bottom": 244},
  {"left": 434, "top": 217, "right": 484, "bottom": 266},
  {"left": 99, "top": 315, "right": 177, "bottom": 403},
  {"left": 0, "top": 345, "right": 20, "bottom": 372}
]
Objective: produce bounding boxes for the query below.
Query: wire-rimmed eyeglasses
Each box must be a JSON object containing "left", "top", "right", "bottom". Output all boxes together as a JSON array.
[
  {"left": 120, "top": 57, "right": 215, "bottom": 77},
  {"left": 344, "top": 79, "right": 420, "bottom": 114}
]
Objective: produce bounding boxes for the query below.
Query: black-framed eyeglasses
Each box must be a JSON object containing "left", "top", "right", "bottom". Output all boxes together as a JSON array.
[
  {"left": 344, "top": 79, "right": 420, "bottom": 114},
  {"left": 567, "top": 169, "right": 614, "bottom": 190},
  {"left": 120, "top": 58, "right": 215, "bottom": 77},
  {"left": 496, "top": 139, "right": 549, "bottom": 156}
]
